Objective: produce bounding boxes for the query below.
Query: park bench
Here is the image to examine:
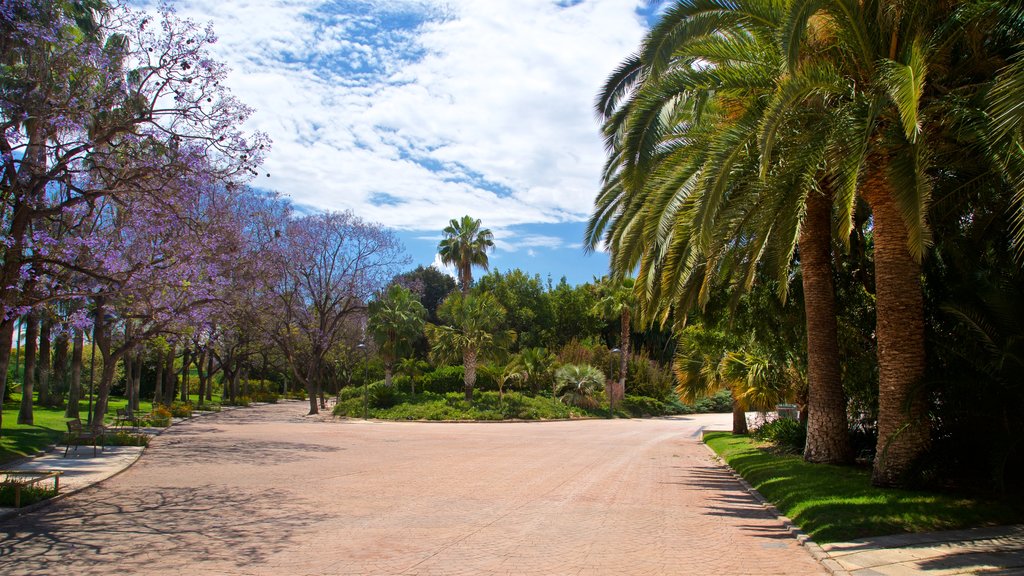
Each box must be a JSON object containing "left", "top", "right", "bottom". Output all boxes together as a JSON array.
[
  {"left": 114, "top": 408, "right": 143, "bottom": 430},
  {"left": 63, "top": 419, "right": 106, "bottom": 457},
  {"left": 0, "top": 470, "right": 62, "bottom": 508}
]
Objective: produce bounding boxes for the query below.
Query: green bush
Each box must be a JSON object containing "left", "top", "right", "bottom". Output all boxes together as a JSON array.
[
  {"left": 0, "top": 481, "right": 57, "bottom": 507},
  {"left": 100, "top": 431, "right": 150, "bottom": 447},
  {"left": 251, "top": 391, "right": 279, "bottom": 403},
  {"left": 337, "top": 386, "right": 365, "bottom": 401},
  {"left": 752, "top": 417, "right": 807, "bottom": 453},
  {"left": 168, "top": 401, "right": 192, "bottom": 418},
  {"left": 369, "top": 384, "right": 400, "bottom": 409},
  {"left": 285, "top": 390, "right": 306, "bottom": 401},
  {"left": 148, "top": 405, "right": 172, "bottom": 427},
  {"left": 691, "top": 389, "right": 733, "bottom": 413},
  {"left": 418, "top": 366, "right": 465, "bottom": 394},
  {"left": 223, "top": 396, "right": 251, "bottom": 407},
  {"left": 620, "top": 395, "right": 667, "bottom": 417}
]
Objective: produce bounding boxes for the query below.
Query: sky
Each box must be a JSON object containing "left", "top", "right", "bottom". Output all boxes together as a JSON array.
[{"left": 135, "top": 0, "right": 664, "bottom": 285}]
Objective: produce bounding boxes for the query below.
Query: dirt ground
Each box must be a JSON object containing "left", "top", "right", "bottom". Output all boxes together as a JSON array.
[{"left": 0, "top": 402, "right": 824, "bottom": 575}]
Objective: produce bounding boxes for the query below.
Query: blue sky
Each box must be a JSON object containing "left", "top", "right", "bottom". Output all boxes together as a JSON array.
[{"left": 138, "top": 0, "right": 665, "bottom": 285}]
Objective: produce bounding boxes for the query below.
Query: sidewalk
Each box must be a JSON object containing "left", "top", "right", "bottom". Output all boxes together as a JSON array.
[{"left": 821, "top": 524, "right": 1024, "bottom": 575}]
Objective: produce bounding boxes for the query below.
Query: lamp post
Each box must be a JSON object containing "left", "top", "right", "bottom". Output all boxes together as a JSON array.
[
  {"left": 357, "top": 342, "right": 368, "bottom": 420},
  {"left": 609, "top": 348, "right": 620, "bottom": 417}
]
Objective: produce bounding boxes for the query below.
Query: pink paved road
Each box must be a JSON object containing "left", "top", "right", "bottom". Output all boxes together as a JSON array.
[{"left": 0, "top": 402, "right": 824, "bottom": 575}]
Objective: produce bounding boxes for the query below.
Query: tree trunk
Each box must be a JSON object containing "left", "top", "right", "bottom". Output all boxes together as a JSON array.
[
  {"left": 65, "top": 328, "right": 83, "bottom": 419},
  {"left": 196, "top": 348, "right": 206, "bottom": 407},
  {"left": 162, "top": 344, "right": 176, "bottom": 406},
  {"left": 206, "top": 350, "right": 215, "bottom": 401},
  {"left": 0, "top": 322, "right": 14, "bottom": 434},
  {"left": 619, "top": 308, "right": 630, "bottom": 394},
  {"left": 153, "top": 350, "right": 164, "bottom": 406},
  {"left": 180, "top": 348, "right": 191, "bottom": 403},
  {"left": 91, "top": 359, "right": 118, "bottom": 427},
  {"left": 53, "top": 329, "right": 69, "bottom": 406},
  {"left": 37, "top": 316, "right": 52, "bottom": 407},
  {"left": 384, "top": 365, "right": 393, "bottom": 388},
  {"left": 17, "top": 312, "right": 38, "bottom": 424},
  {"left": 463, "top": 347, "right": 477, "bottom": 402},
  {"left": 731, "top": 394, "right": 748, "bottom": 435},
  {"left": 800, "top": 189, "right": 852, "bottom": 464},
  {"left": 124, "top": 353, "right": 134, "bottom": 416},
  {"left": 863, "top": 161, "right": 929, "bottom": 487},
  {"left": 132, "top": 351, "right": 142, "bottom": 413}
]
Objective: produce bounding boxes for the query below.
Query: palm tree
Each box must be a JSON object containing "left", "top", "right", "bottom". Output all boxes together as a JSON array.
[
  {"left": 594, "top": 276, "right": 637, "bottom": 401},
  {"left": 675, "top": 326, "right": 796, "bottom": 435},
  {"left": 777, "top": 1, "right": 1021, "bottom": 486},
  {"left": 554, "top": 364, "right": 605, "bottom": 410},
  {"left": 396, "top": 357, "right": 428, "bottom": 396},
  {"left": 437, "top": 215, "right": 494, "bottom": 295},
  {"left": 368, "top": 284, "right": 427, "bottom": 388},
  {"left": 587, "top": 0, "right": 852, "bottom": 463},
  {"left": 425, "top": 291, "right": 514, "bottom": 401},
  {"left": 519, "top": 346, "right": 555, "bottom": 395}
]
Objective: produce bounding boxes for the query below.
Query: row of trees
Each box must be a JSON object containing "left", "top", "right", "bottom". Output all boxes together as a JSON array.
[
  {"left": 1, "top": 2, "right": 408, "bottom": 427},
  {"left": 588, "top": 0, "right": 1024, "bottom": 488}
]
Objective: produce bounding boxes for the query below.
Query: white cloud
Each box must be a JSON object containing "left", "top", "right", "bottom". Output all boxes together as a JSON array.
[
  {"left": 139, "top": 0, "right": 649, "bottom": 239},
  {"left": 431, "top": 253, "right": 457, "bottom": 278}
]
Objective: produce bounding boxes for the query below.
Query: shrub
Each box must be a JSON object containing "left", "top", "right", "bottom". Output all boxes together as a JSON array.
[
  {"left": 418, "top": 365, "right": 465, "bottom": 394},
  {"left": 168, "top": 401, "right": 192, "bottom": 418},
  {"left": 620, "top": 395, "right": 668, "bottom": 417},
  {"left": 223, "top": 396, "right": 251, "bottom": 407},
  {"left": 148, "top": 405, "right": 172, "bottom": 427},
  {"left": 0, "top": 481, "right": 57, "bottom": 507},
  {"left": 285, "top": 390, "right": 306, "bottom": 401},
  {"left": 752, "top": 418, "right": 806, "bottom": 453},
  {"left": 369, "top": 384, "right": 400, "bottom": 409},
  {"left": 101, "top": 431, "right": 150, "bottom": 447},
  {"left": 251, "top": 391, "right": 279, "bottom": 403},
  {"left": 193, "top": 403, "right": 221, "bottom": 412},
  {"left": 692, "top": 389, "right": 734, "bottom": 413},
  {"left": 554, "top": 363, "right": 605, "bottom": 409}
]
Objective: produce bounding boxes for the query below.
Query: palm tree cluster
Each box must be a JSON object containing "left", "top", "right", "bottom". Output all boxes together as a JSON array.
[{"left": 589, "top": 1, "right": 1024, "bottom": 486}]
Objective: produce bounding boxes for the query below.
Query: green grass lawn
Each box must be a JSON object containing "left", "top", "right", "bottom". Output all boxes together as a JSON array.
[
  {"left": 0, "top": 400, "right": 70, "bottom": 464},
  {"left": 1, "top": 393, "right": 224, "bottom": 464},
  {"left": 704, "top": 432, "right": 1024, "bottom": 543}
]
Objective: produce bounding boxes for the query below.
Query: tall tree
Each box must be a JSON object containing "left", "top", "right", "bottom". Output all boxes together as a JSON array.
[
  {"left": 779, "top": 0, "right": 1021, "bottom": 486},
  {"left": 437, "top": 215, "right": 494, "bottom": 295},
  {"left": 368, "top": 284, "right": 427, "bottom": 388},
  {"left": 425, "top": 291, "right": 513, "bottom": 401},
  {"left": 588, "top": 0, "right": 853, "bottom": 464},
  {"left": 594, "top": 277, "right": 637, "bottom": 400}
]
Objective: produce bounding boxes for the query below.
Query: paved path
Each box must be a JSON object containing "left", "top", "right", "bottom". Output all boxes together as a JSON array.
[{"left": 0, "top": 402, "right": 823, "bottom": 575}]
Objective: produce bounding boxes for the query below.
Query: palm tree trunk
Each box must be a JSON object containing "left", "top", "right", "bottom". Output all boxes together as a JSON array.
[
  {"left": 800, "top": 189, "right": 852, "bottom": 463},
  {"left": 731, "top": 394, "right": 748, "bottom": 435},
  {"left": 862, "top": 160, "right": 929, "bottom": 487},
  {"left": 619, "top": 308, "right": 630, "bottom": 401},
  {"left": 463, "top": 347, "right": 477, "bottom": 402}
]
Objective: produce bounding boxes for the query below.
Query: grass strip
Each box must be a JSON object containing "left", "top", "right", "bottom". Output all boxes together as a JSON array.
[{"left": 703, "top": 432, "right": 1024, "bottom": 543}]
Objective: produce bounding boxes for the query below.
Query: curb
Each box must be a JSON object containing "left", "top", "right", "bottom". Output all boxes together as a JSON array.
[
  {"left": 699, "top": 430, "right": 849, "bottom": 576},
  {"left": 0, "top": 402, "right": 255, "bottom": 522}
]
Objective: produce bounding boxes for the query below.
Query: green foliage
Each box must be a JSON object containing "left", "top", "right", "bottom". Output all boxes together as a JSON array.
[
  {"left": 99, "top": 431, "right": 150, "bottom": 447},
  {"left": 548, "top": 277, "right": 603, "bottom": 349},
  {"left": 554, "top": 364, "right": 605, "bottom": 409},
  {"left": 223, "top": 396, "right": 251, "bottom": 407},
  {"left": 0, "top": 481, "right": 57, "bottom": 508},
  {"left": 333, "top": 390, "right": 606, "bottom": 421},
  {"left": 251, "top": 392, "right": 279, "bottom": 403},
  {"left": 369, "top": 284, "right": 427, "bottom": 373},
  {"left": 705, "top": 433, "right": 1024, "bottom": 543},
  {"left": 437, "top": 215, "right": 494, "bottom": 292},
  {"left": 166, "top": 401, "right": 192, "bottom": 418},
  {"left": 368, "top": 384, "right": 400, "bottom": 409},
  {"left": 752, "top": 418, "right": 807, "bottom": 454},
  {"left": 148, "top": 405, "right": 172, "bottom": 427},
  {"left": 476, "top": 269, "right": 554, "bottom": 349},
  {"left": 626, "top": 355, "right": 674, "bottom": 400}
]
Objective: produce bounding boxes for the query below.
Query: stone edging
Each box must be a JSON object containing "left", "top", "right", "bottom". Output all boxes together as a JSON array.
[{"left": 699, "top": 429, "right": 850, "bottom": 576}]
